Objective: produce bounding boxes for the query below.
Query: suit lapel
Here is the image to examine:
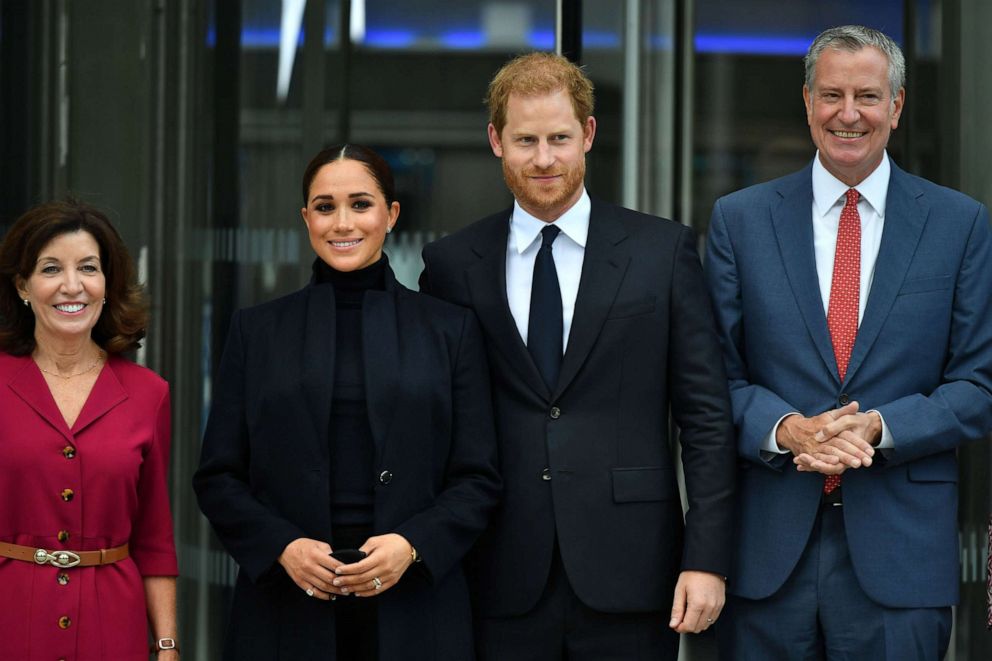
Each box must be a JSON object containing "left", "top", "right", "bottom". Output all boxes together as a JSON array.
[
  {"left": 845, "top": 165, "right": 927, "bottom": 384},
  {"left": 465, "top": 212, "right": 551, "bottom": 399},
  {"left": 302, "top": 284, "right": 335, "bottom": 463},
  {"left": 772, "top": 166, "right": 840, "bottom": 384},
  {"left": 555, "top": 200, "right": 629, "bottom": 398},
  {"left": 363, "top": 273, "right": 401, "bottom": 457}
]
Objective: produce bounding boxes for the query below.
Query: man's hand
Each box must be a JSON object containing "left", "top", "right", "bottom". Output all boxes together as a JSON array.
[
  {"left": 776, "top": 402, "right": 873, "bottom": 475},
  {"left": 669, "top": 570, "right": 726, "bottom": 633},
  {"left": 794, "top": 408, "right": 881, "bottom": 474}
]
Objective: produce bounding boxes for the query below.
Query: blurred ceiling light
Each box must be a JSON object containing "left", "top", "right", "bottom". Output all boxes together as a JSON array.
[{"left": 277, "top": 0, "right": 306, "bottom": 102}]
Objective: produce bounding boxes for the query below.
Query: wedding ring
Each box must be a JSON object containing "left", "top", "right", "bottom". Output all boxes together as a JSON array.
[
  {"left": 706, "top": 617, "right": 714, "bottom": 623},
  {"left": 305, "top": 587, "right": 315, "bottom": 597},
  {"left": 372, "top": 576, "right": 382, "bottom": 590}
]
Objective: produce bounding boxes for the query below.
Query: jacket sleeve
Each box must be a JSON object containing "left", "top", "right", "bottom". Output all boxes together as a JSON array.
[
  {"left": 705, "top": 198, "right": 797, "bottom": 469},
  {"left": 393, "top": 309, "right": 501, "bottom": 583},
  {"left": 668, "top": 224, "right": 738, "bottom": 577},
  {"left": 192, "top": 311, "right": 307, "bottom": 583},
  {"left": 874, "top": 204, "right": 992, "bottom": 465}
]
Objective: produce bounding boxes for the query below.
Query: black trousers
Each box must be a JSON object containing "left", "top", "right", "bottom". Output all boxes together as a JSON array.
[
  {"left": 333, "top": 524, "right": 378, "bottom": 661},
  {"left": 475, "top": 543, "right": 678, "bottom": 660}
]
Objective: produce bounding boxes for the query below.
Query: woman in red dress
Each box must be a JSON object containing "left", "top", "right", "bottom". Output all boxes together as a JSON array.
[{"left": 0, "top": 199, "right": 179, "bottom": 660}]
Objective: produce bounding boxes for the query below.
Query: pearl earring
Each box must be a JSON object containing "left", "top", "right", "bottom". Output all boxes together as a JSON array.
[
  {"left": 102, "top": 297, "right": 107, "bottom": 305},
  {"left": 23, "top": 299, "right": 29, "bottom": 307},
  {"left": 386, "top": 227, "right": 393, "bottom": 234}
]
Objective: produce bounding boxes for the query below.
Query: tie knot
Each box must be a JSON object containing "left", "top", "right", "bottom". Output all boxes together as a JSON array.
[
  {"left": 845, "top": 188, "right": 860, "bottom": 206},
  {"left": 541, "top": 224, "right": 561, "bottom": 248}
]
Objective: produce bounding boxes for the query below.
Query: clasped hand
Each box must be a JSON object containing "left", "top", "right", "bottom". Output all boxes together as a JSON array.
[
  {"left": 278, "top": 533, "right": 415, "bottom": 600},
  {"left": 775, "top": 402, "right": 881, "bottom": 475}
]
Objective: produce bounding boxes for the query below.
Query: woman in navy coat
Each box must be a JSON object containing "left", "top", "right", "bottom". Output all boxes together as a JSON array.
[{"left": 194, "top": 145, "right": 500, "bottom": 660}]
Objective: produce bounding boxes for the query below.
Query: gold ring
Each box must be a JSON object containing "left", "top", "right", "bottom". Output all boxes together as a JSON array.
[{"left": 372, "top": 576, "right": 382, "bottom": 590}]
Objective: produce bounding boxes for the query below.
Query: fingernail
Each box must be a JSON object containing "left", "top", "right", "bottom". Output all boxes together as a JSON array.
[
  {"left": 330, "top": 596, "right": 337, "bottom": 601},
  {"left": 333, "top": 579, "right": 341, "bottom": 586},
  {"left": 669, "top": 618, "right": 678, "bottom": 626}
]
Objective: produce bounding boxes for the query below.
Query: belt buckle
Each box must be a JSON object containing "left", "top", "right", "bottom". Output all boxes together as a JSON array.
[{"left": 33, "top": 548, "right": 81, "bottom": 568}]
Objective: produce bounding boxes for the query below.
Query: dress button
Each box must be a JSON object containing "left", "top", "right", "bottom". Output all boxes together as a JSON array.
[
  {"left": 57, "top": 572, "right": 70, "bottom": 586},
  {"left": 62, "top": 445, "right": 76, "bottom": 459},
  {"left": 549, "top": 406, "right": 561, "bottom": 419},
  {"left": 541, "top": 468, "right": 552, "bottom": 481},
  {"left": 378, "top": 470, "right": 393, "bottom": 485},
  {"left": 57, "top": 530, "right": 70, "bottom": 543},
  {"left": 61, "top": 488, "right": 74, "bottom": 502},
  {"left": 58, "top": 615, "right": 71, "bottom": 629},
  {"left": 838, "top": 393, "right": 850, "bottom": 406}
]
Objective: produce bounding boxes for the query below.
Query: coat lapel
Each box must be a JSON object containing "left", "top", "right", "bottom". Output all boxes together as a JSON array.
[
  {"left": 363, "top": 271, "right": 401, "bottom": 457},
  {"left": 772, "top": 167, "right": 840, "bottom": 385},
  {"left": 555, "top": 200, "right": 630, "bottom": 398},
  {"left": 302, "top": 283, "right": 336, "bottom": 463},
  {"left": 465, "top": 212, "right": 551, "bottom": 399},
  {"left": 844, "top": 165, "right": 927, "bottom": 384}
]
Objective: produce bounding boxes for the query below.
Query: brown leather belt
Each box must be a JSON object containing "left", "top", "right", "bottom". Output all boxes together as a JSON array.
[{"left": 0, "top": 541, "right": 129, "bottom": 568}]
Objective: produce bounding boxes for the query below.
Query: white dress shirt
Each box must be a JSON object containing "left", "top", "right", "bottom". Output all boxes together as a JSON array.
[
  {"left": 505, "top": 190, "right": 590, "bottom": 350},
  {"left": 763, "top": 152, "right": 893, "bottom": 455}
]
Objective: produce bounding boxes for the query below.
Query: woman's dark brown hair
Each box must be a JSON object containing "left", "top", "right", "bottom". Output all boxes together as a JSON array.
[
  {"left": 0, "top": 198, "right": 148, "bottom": 355},
  {"left": 301, "top": 144, "right": 396, "bottom": 206}
]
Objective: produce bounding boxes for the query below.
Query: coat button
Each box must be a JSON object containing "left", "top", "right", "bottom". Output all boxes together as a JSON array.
[
  {"left": 57, "top": 530, "right": 70, "bottom": 543},
  {"left": 62, "top": 445, "right": 76, "bottom": 459},
  {"left": 58, "top": 615, "right": 71, "bottom": 629},
  {"left": 541, "top": 468, "right": 552, "bottom": 481},
  {"left": 57, "top": 572, "right": 70, "bottom": 586},
  {"left": 549, "top": 406, "right": 561, "bottom": 419},
  {"left": 61, "top": 489, "right": 74, "bottom": 502},
  {"left": 378, "top": 470, "right": 393, "bottom": 485},
  {"left": 838, "top": 393, "right": 850, "bottom": 406}
]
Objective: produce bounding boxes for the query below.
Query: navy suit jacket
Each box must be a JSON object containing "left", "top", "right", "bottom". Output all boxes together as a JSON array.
[
  {"left": 421, "top": 198, "right": 736, "bottom": 617},
  {"left": 705, "top": 159, "right": 992, "bottom": 607}
]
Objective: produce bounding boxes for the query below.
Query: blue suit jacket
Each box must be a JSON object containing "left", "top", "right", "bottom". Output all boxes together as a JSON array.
[{"left": 705, "top": 159, "right": 992, "bottom": 608}]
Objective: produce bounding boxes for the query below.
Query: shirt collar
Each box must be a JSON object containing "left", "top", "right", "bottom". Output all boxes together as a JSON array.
[
  {"left": 509, "top": 189, "right": 591, "bottom": 254},
  {"left": 812, "top": 150, "right": 890, "bottom": 219}
]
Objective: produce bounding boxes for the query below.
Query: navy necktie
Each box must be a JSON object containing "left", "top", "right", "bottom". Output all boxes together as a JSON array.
[{"left": 528, "top": 225, "right": 563, "bottom": 390}]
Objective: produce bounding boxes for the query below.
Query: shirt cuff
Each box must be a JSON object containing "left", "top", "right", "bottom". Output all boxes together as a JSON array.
[
  {"left": 867, "top": 409, "right": 894, "bottom": 449},
  {"left": 760, "top": 412, "right": 799, "bottom": 460}
]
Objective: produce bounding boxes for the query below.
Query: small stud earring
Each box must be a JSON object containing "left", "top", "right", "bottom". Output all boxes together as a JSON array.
[
  {"left": 386, "top": 226, "right": 393, "bottom": 234},
  {"left": 102, "top": 297, "right": 107, "bottom": 305},
  {"left": 22, "top": 299, "right": 29, "bottom": 307}
]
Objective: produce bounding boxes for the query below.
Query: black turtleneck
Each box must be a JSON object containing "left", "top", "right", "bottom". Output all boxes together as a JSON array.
[{"left": 313, "top": 255, "right": 387, "bottom": 527}]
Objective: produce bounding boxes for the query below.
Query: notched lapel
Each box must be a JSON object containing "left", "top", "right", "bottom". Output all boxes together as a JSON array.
[
  {"left": 772, "top": 174, "right": 839, "bottom": 384},
  {"left": 465, "top": 219, "right": 551, "bottom": 400},
  {"left": 362, "top": 289, "right": 400, "bottom": 457},
  {"left": 302, "top": 284, "right": 336, "bottom": 463},
  {"left": 556, "top": 203, "right": 629, "bottom": 398},
  {"left": 845, "top": 170, "right": 928, "bottom": 384}
]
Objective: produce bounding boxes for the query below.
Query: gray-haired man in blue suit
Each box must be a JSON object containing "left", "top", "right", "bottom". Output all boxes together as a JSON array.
[{"left": 706, "top": 25, "right": 992, "bottom": 660}]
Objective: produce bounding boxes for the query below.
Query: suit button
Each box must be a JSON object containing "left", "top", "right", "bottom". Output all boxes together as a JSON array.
[
  {"left": 378, "top": 470, "right": 393, "bottom": 485},
  {"left": 62, "top": 445, "right": 76, "bottom": 459},
  {"left": 58, "top": 615, "right": 71, "bottom": 629},
  {"left": 57, "top": 530, "right": 70, "bottom": 543},
  {"left": 61, "top": 489, "right": 74, "bottom": 502},
  {"left": 541, "top": 468, "right": 552, "bottom": 481},
  {"left": 838, "top": 393, "right": 850, "bottom": 406},
  {"left": 549, "top": 406, "right": 561, "bottom": 419},
  {"left": 57, "top": 572, "right": 70, "bottom": 586}
]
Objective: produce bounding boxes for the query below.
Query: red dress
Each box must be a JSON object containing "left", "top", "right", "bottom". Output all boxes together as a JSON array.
[{"left": 0, "top": 353, "right": 178, "bottom": 661}]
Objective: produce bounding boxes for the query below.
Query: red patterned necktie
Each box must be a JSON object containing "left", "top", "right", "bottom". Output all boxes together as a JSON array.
[{"left": 824, "top": 188, "right": 861, "bottom": 495}]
